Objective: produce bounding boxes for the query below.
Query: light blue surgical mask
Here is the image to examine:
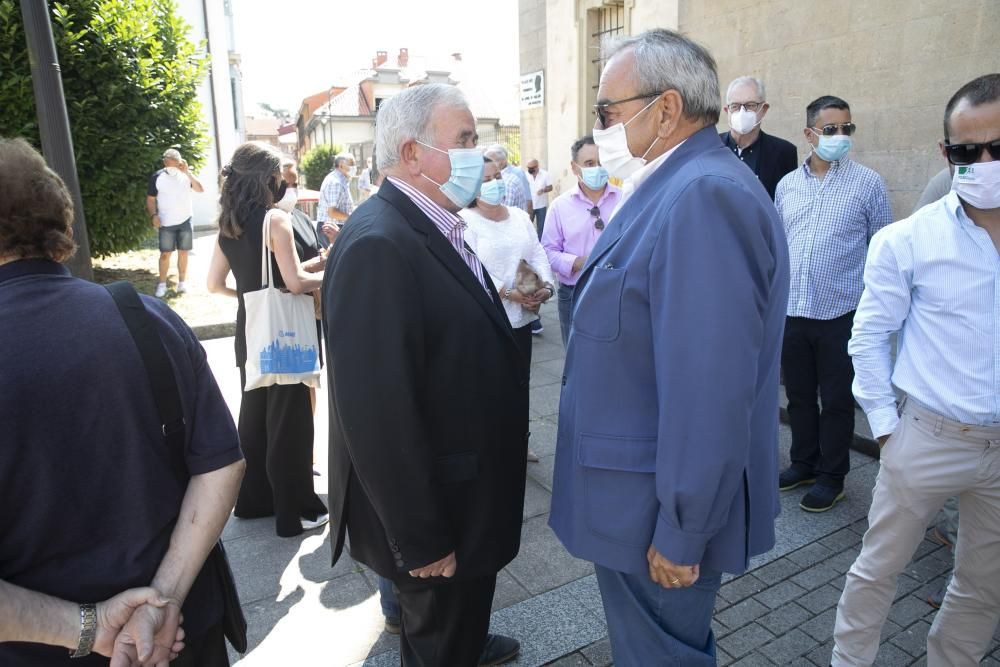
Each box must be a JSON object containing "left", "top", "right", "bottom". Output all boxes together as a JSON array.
[
  {"left": 417, "top": 141, "right": 484, "bottom": 208},
  {"left": 479, "top": 177, "right": 506, "bottom": 205},
  {"left": 810, "top": 131, "right": 852, "bottom": 162},
  {"left": 577, "top": 165, "right": 609, "bottom": 190}
]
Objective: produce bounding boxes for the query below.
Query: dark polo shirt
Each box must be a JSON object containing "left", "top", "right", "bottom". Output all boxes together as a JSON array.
[{"left": 0, "top": 259, "right": 242, "bottom": 665}]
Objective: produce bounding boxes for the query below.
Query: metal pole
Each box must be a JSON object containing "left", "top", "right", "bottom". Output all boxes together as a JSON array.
[{"left": 20, "top": 0, "right": 93, "bottom": 280}]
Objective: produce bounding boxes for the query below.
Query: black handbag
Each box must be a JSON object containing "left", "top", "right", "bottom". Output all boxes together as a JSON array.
[{"left": 105, "top": 281, "right": 249, "bottom": 653}]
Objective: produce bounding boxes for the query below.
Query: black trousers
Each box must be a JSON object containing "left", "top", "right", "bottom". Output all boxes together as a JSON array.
[
  {"left": 172, "top": 620, "right": 229, "bottom": 666},
  {"left": 234, "top": 370, "right": 326, "bottom": 536},
  {"left": 513, "top": 323, "right": 534, "bottom": 378},
  {"left": 393, "top": 574, "right": 497, "bottom": 667},
  {"left": 781, "top": 312, "right": 856, "bottom": 487}
]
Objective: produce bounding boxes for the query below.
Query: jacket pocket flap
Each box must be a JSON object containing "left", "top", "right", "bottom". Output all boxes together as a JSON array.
[
  {"left": 434, "top": 452, "right": 479, "bottom": 483},
  {"left": 578, "top": 434, "right": 657, "bottom": 472}
]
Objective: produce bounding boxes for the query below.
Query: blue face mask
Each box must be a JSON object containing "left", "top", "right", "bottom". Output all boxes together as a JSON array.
[
  {"left": 811, "top": 132, "right": 852, "bottom": 162},
  {"left": 577, "top": 165, "right": 609, "bottom": 190},
  {"left": 479, "top": 177, "right": 506, "bottom": 205},
  {"left": 417, "top": 141, "right": 484, "bottom": 208}
]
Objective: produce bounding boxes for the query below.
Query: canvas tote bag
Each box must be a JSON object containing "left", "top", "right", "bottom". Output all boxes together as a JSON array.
[{"left": 242, "top": 209, "right": 321, "bottom": 391}]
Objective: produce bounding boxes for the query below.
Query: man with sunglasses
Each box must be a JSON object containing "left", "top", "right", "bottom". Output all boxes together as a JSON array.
[
  {"left": 775, "top": 95, "right": 893, "bottom": 513},
  {"left": 540, "top": 135, "right": 621, "bottom": 346},
  {"left": 832, "top": 73, "right": 1000, "bottom": 667},
  {"left": 720, "top": 76, "right": 798, "bottom": 200}
]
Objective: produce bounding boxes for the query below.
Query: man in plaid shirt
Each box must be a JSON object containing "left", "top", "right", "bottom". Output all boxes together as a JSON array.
[
  {"left": 317, "top": 152, "right": 356, "bottom": 247},
  {"left": 775, "top": 95, "right": 892, "bottom": 513}
]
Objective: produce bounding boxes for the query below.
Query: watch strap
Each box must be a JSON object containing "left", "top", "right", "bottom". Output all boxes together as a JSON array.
[{"left": 70, "top": 602, "right": 97, "bottom": 658}]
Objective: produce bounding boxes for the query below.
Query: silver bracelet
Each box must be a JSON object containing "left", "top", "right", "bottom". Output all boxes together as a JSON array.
[{"left": 70, "top": 603, "right": 97, "bottom": 658}]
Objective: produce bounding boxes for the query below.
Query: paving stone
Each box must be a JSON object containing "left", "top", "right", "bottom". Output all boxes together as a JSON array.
[
  {"left": 799, "top": 608, "right": 837, "bottom": 642},
  {"left": 717, "top": 623, "right": 776, "bottom": 659},
  {"left": 904, "top": 553, "right": 952, "bottom": 583},
  {"left": 753, "top": 557, "right": 804, "bottom": 586},
  {"left": 717, "top": 598, "right": 770, "bottom": 630},
  {"left": 719, "top": 574, "right": 768, "bottom": 603},
  {"left": 530, "top": 382, "right": 562, "bottom": 418},
  {"left": 759, "top": 628, "right": 818, "bottom": 664},
  {"left": 790, "top": 562, "right": 842, "bottom": 591},
  {"left": 891, "top": 619, "right": 931, "bottom": 657},
  {"left": 715, "top": 595, "right": 732, "bottom": 613},
  {"left": 754, "top": 580, "right": 807, "bottom": 609},
  {"left": 888, "top": 594, "right": 935, "bottom": 627},
  {"left": 819, "top": 527, "right": 861, "bottom": 553},
  {"left": 505, "top": 515, "right": 595, "bottom": 595},
  {"left": 874, "top": 642, "right": 917, "bottom": 666},
  {"left": 523, "top": 475, "right": 553, "bottom": 520},
  {"left": 847, "top": 517, "right": 869, "bottom": 536},
  {"left": 580, "top": 638, "right": 613, "bottom": 667},
  {"left": 804, "top": 639, "right": 833, "bottom": 666},
  {"left": 493, "top": 567, "right": 533, "bottom": 612},
  {"left": 913, "top": 537, "right": 945, "bottom": 561},
  {"left": 528, "top": 416, "right": 559, "bottom": 458},
  {"left": 893, "top": 573, "right": 923, "bottom": 600},
  {"left": 829, "top": 573, "right": 846, "bottom": 590},
  {"left": 713, "top": 618, "right": 731, "bottom": 639},
  {"left": 880, "top": 619, "right": 904, "bottom": 643},
  {"left": 729, "top": 653, "right": 776, "bottom": 666},
  {"left": 757, "top": 602, "right": 813, "bottom": 636},
  {"left": 543, "top": 654, "right": 590, "bottom": 666},
  {"left": 825, "top": 547, "right": 861, "bottom": 572},
  {"left": 797, "top": 584, "right": 843, "bottom": 614},
  {"left": 717, "top": 646, "right": 735, "bottom": 666},
  {"left": 785, "top": 542, "right": 835, "bottom": 568}
]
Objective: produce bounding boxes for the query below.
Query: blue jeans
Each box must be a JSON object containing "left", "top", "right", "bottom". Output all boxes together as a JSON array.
[
  {"left": 557, "top": 283, "right": 575, "bottom": 347},
  {"left": 533, "top": 206, "right": 547, "bottom": 239},
  {"left": 378, "top": 575, "right": 400, "bottom": 622},
  {"left": 595, "top": 564, "right": 722, "bottom": 667}
]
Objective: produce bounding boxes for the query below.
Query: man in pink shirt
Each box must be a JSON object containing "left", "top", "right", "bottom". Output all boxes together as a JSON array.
[{"left": 541, "top": 135, "right": 622, "bottom": 346}]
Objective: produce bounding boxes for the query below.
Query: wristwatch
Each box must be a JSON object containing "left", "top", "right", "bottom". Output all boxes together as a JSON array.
[{"left": 70, "top": 603, "right": 97, "bottom": 658}]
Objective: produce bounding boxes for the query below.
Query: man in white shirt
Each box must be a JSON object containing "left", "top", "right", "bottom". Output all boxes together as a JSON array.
[
  {"left": 145, "top": 148, "right": 203, "bottom": 297},
  {"left": 832, "top": 73, "right": 1000, "bottom": 667},
  {"left": 525, "top": 159, "right": 552, "bottom": 238}
]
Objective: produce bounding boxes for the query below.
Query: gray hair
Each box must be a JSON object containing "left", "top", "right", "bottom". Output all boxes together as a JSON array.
[
  {"left": 333, "top": 152, "right": 354, "bottom": 169},
  {"left": 603, "top": 29, "right": 720, "bottom": 126},
  {"left": 484, "top": 144, "right": 508, "bottom": 162},
  {"left": 727, "top": 76, "right": 766, "bottom": 103},
  {"left": 375, "top": 84, "right": 470, "bottom": 171}
]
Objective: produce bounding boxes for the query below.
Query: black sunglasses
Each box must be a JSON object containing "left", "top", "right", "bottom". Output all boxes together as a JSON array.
[
  {"left": 811, "top": 122, "right": 857, "bottom": 136},
  {"left": 593, "top": 91, "right": 664, "bottom": 129},
  {"left": 590, "top": 206, "right": 605, "bottom": 231},
  {"left": 943, "top": 139, "right": 1000, "bottom": 166}
]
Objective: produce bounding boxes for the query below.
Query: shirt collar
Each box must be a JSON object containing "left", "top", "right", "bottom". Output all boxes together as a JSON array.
[
  {"left": 0, "top": 258, "right": 69, "bottom": 285},
  {"left": 570, "top": 182, "right": 621, "bottom": 208},
  {"left": 943, "top": 190, "right": 975, "bottom": 228},
  {"left": 624, "top": 138, "right": 686, "bottom": 193},
  {"left": 386, "top": 176, "right": 465, "bottom": 233},
  {"left": 802, "top": 154, "right": 850, "bottom": 177}
]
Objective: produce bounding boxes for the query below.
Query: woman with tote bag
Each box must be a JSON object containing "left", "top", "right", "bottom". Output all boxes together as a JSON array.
[{"left": 208, "top": 141, "right": 329, "bottom": 537}]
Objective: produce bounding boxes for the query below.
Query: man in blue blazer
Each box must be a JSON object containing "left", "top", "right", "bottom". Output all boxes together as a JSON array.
[{"left": 549, "top": 29, "right": 790, "bottom": 666}]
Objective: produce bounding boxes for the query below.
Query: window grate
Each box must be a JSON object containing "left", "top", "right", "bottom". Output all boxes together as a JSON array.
[{"left": 591, "top": 3, "right": 625, "bottom": 91}]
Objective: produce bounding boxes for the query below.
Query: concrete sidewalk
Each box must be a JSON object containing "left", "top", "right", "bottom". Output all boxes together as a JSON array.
[{"left": 199, "top": 301, "right": 992, "bottom": 666}]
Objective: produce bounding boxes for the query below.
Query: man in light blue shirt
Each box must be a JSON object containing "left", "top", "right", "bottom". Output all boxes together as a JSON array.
[
  {"left": 775, "top": 95, "right": 892, "bottom": 512},
  {"left": 832, "top": 73, "right": 1000, "bottom": 667},
  {"left": 316, "top": 152, "right": 356, "bottom": 247}
]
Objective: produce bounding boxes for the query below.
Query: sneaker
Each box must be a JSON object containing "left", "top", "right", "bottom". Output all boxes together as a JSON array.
[
  {"left": 526, "top": 449, "right": 540, "bottom": 462},
  {"left": 530, "top": 325, "right": 544, "bottom": 335},
  {"left": 778, "top": 466, "right": 816, "bottom": 491},
  {"left": 383, "top": 617, "right": 401, "bottom": 635},
  {"left": 154, "top": 282, "right": 167, "bottom": 298},
  {"left": 176, "top": 281, "right": 187, "bottom": 294},
  {"left": 300, "top": 513, "right": 329, "bottom": 531},
  {"left": 479, "top": 634, "right": 520, "bottom": 666},
  {"left": 800, "top": 485, "right": 845, "bottom": 513}
]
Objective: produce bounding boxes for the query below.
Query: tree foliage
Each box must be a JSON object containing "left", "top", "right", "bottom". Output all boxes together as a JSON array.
[
  {"left": 0, "top": 0, "right": 208, "bottom": 257},
  {"left": 299, "top": 143, "right": 344, "bottom": 190}
]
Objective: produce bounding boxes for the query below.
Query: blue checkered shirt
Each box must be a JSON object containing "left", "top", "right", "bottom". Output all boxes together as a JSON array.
[
  {"left": 776, "top": 157, "right": 893, "bottom": 320},
  {"left": 500, "top": 169, "right": 529, "bottom": 213},
  {"left": 317, "top": 170, "right": 354, "bottom": 222}
]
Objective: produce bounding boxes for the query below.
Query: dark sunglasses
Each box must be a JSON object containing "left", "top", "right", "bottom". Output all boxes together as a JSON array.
[
  {"left": 943, "top": 139, "right": 1000, "bottom": 166},
  {"left": 812, "top": 123, "right": 857, "bottom": 136},
  {"left": 593, "top": 91, "right": 664, "bottom": 129},
  {"left": 590, "top": 206, "right": 605, "bottom": 231}
]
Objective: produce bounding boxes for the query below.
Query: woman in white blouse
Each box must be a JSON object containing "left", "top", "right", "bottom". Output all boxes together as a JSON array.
[{"left": 462, "top": 158, "right": 555, "bottom": 462}]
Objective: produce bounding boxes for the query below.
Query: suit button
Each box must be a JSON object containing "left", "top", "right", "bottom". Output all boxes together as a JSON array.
[
  {"left": 395, "top": 558, "right": 404, "bottom": 567},
  {"left": 561, "top": 375, "right": 567, "bottom": 386},
  {"left": 391, "top": 545, "right": 400, "bottom": 553}
]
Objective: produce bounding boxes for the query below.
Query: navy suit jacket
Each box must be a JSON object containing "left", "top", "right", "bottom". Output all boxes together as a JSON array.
[
  {"left": 549, "top": 127, "right": 790, "bottom": 575},
  {"left": 720, "top": 129, "right": 799, "bottom": 200}
]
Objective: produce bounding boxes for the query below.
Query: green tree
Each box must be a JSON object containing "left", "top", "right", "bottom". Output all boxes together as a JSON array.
[
  {"left": 299, "top": 143, "right": 344, "bottom": 190},
  {"left": 0, "top": 0, "right": 208, "bottom": 257}
]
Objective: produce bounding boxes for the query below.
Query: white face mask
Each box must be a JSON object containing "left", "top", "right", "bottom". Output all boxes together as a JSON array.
[
  {"left": 347, "top": 166, "right": 357, "bottom": 178},
  {"left": 275, "top": 186, "right": 298, "bottom": 213},
  {"left": 164, "top": 166, "right": 179, "bottom": 177},
  {"left": 729, "top": 108, "right": 759, "bottom": 135},
  {"left": 953, "top": 160, "right": 1000, "bottom": 210},
  {"left": 592, "top": 96, "right": 661, "bottom": 180}
]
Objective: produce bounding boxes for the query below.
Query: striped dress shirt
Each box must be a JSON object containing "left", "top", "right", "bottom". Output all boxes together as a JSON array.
[
  {"left": 776, "top": 157, "right": 893, "bottom": 319},
  {"left": 849, "top": 191, "right": 1000, "bottom": 438},
  {"left": 387, "top": 177, "right": 490, "bottom": 294}
]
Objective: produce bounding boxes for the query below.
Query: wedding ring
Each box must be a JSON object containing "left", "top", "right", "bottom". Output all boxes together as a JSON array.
[{"left": 669, "top": 577, "right": 680, "bottom": 585}]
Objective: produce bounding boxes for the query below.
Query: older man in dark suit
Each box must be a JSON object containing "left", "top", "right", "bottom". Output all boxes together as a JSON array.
[
  {"left": 322, "top": 83, "right": 526, "bottom": 667},
  {"left": 720, "top": 76, "right": 798, "bottom": 200}
]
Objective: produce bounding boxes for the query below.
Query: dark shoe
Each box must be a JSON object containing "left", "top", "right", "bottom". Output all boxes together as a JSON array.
[
  {"left": 927, "top": 572, "right": 952, "bottom": 609},
  {"left": 929, "top": 525, "right": 954, "bottom": 549},
  {"left": 779, "top": 466, "right": 816, "bottom": 491},
  {"left": 479, "top": 634, "right": 520, "bottom": 666},
  {"left": 383, "top": 617, "right": 400, "bottom": 635},
  {"left": 800, "top": 485, "right": 845, "bottom": 512}
]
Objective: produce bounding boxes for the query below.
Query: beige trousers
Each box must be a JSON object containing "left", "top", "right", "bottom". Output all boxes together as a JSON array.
[{"left": 832, "top": 400, "right": 1000, "bottom": 666}]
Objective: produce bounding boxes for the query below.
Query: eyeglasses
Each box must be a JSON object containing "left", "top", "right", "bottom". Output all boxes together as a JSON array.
[
  {"left": 943, "top": 139, "right": 1000, "bottom": 166},
  {"left": 593, "top": 91, "right": 664, "bottom": 129},
  {"left": 590, "top": 206, "right": 605, "bottom": 231},
  {"left": 726, "top": 102, "right": 763, "bottom": 113},
  {"left": 811, "top": 123, "right": 857, "bottom": 136}
]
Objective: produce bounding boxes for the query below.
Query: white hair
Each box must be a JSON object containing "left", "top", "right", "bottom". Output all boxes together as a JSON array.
[
  {"left": 603, "top": 29, "right": 721, "bottom": 125},
  {"left": 333, "top": 152, "right": 354, "bottom": 169},
  {"left": 375, "top": 84, "right": 470, "bottom": 171},
  {"left": 484, "top": 144, "right": 508, "bottom": 162},
  {"left": 727, "top": 76, "right": 766, "bottom": 103}
]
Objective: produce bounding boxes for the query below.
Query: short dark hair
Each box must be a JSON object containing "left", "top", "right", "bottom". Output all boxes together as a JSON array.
[
  {"left": 571, "top": 135, "right": 595, "bottom": 163},
  {"left": 806, "top": 95, "right": 850, "bottom": 128},
  {"left": 944, "top": 73, "right": 1000, "bottom": 141}
]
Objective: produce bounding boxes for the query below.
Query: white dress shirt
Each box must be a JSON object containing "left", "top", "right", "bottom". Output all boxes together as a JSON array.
[{"left": 849, "top": 191, "right": 1000, "bottom": 438}]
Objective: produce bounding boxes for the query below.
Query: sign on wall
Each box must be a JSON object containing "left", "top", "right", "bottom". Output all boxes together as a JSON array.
[{"left": 520, "top": 70, "right": 544, "bottom": 109}]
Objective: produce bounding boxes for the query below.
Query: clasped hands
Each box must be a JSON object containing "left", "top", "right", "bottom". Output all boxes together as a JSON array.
[
  {"left": 647, "top": 545, "right": 700, "bottom": 589},
  {"left": 94, "top": 588, "right": 184, "bottom": 667},
  {"left": 506, "top": 287, "right": 552, "bottom": 313}
]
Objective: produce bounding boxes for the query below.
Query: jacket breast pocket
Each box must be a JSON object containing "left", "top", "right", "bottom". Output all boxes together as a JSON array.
[
  {"left": 578, "top": 433, "right": 658, "bottom": 547},
  {"left": 572, "top": 267, "right": 626, "bottom": 341}
]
